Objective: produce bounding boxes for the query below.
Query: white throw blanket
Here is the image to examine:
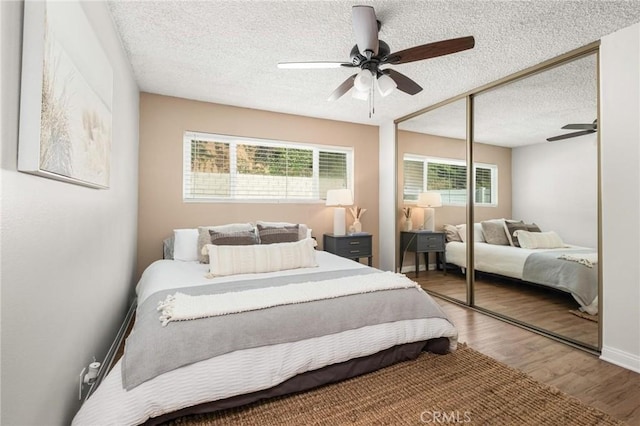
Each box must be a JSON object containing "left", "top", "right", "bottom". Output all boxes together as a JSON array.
[
  {"left": 557, "top": 253, "right": 598, "bottom": 268},
  {"left": 158, "top": 271, "right": 418, "bottom": 326}
]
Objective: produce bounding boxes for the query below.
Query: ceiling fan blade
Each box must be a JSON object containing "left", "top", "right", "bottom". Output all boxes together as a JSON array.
[
  {"left": 383, "top": 36, "right": 475, "bottom": 65},
  {"left": 384, "top": 69, "right": 423, "bottom": 95},
  {"left": 546, "top": 130, "right": 596, "bottom": 142},
  {"left": 278, "top": 61, "right": 354, "bottom": 69},
  {"left": 328, "top": 74, "right": 358, "bottom": 101},
  {"left": 561, "top": 123, "right": 596, "bottom": 130},
  {"left": 352, "top": 5, "right": 379, "bottom": 57}
]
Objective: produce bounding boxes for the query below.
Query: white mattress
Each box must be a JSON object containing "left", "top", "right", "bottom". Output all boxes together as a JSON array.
[{"left": 73, "top": 251, "right": 457, "bottom": 425}]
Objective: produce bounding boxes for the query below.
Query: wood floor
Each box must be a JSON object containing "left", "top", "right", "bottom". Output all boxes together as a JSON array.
[
  {"left": 417, "top": 275, "right": 640, "bottom": 424},
  {"left": 411, "top": 269, "right": 599, "bottom": 347}
]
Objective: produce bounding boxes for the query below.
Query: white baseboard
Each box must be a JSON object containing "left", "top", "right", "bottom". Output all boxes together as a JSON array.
[{"left": 600, "top": 345, "right": 640, "bottom": 373}]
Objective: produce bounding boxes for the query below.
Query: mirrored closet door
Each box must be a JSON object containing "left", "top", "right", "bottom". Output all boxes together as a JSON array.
[
  {"left": 472, "top": 52, "right": 599, "bottom": 349},
  {"left": 395, "top": 45, "right": 600, "bottom": 351},
  {"left": 396, "top": 98, "right": 468, "bottom": 303}
]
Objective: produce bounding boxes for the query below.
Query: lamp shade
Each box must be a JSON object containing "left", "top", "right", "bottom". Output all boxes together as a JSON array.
[
  {"left": 417, "top": 192, "right": 442, "bottom": 208},
  {"left": 326, "top": 189, "right": 354, "bottom": 206},
  {"left": 354, "top": 69, "right": 373, "bottom": 92},
  {"left": 377, "top": 74, "right": 397, "bottom": 97}
]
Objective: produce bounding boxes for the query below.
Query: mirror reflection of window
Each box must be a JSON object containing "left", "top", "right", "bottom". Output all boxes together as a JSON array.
[{"left": 397, "top": 98, "right": 468, "bottom": 304}]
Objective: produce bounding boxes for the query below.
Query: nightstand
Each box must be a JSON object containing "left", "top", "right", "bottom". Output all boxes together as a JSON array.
[
  {"left": 399, "top": 231, "right": 446, "bottom": 276},
  {"left": 323, "top": 233, "right": 373, "bottom": 266}
]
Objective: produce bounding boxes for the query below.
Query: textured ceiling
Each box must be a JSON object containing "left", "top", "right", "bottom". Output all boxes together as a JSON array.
[
  {"left": 399, "top": 54, "right": 597, "bottom": 147},
  {"left": 107, "top": 1, "right": 640, "bottom": 129}
]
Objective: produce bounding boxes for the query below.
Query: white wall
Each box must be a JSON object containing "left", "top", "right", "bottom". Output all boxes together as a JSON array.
[
  {"left": 512, "top": 135, "right": 598, "bottom": 248},
  {"left": 379, "top": 122, "right": 396, "bottom": 272},
  {"left": 1, "top": 1, "right": 140, "bottom": 424},
  {"left": 600, "top": 22, "right": 640, "bottom": 373}
]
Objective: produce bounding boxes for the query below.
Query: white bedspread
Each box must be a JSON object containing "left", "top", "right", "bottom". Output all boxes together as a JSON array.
[
  {"left": 73, "top": 252, "right": 457, "bottom": 425},
  {"left": 446, "top": 241, "right": 590, "bottom": 279}
]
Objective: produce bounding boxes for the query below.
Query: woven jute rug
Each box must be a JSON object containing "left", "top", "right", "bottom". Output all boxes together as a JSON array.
[{"left": 164, "top": 345, "right": 622, "bottom": 426}]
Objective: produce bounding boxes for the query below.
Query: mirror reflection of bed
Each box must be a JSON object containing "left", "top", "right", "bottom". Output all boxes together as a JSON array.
[{"left": 396, "top": 51, "right": 599, "bottom": 351}]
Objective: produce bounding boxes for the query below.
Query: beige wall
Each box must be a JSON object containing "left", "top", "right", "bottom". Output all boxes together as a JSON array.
[
  {"left": 138, "top": 93, "right": 380, "bottom": 276},
  {"left": 397, "top": 130, "right": 513, "bottom": 226},
  {"left": 396, "top": 130, "right": 512, "bottom": 268}
]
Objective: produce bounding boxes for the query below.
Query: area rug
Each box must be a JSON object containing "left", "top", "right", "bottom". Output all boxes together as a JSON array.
[
  {"left": 163, "top": 345, "right": 622, "bottom": 426},
  {"left": 570, "top": 309, "right": 599, "bottom": 322}
]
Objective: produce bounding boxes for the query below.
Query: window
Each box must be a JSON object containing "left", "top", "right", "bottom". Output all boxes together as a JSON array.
[
  {"left": 403, "top": 155, "right": 498, "bottom": 205},
  {"left": 184, "top": 132, "right": 353, "bottom": 202}
]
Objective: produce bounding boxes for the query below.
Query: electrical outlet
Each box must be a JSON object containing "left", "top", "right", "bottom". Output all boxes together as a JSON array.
[{"left": 78, "top": 367, "right": 86, "bottom": 400}]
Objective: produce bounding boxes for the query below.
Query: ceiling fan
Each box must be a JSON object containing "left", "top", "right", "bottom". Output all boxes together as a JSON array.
[
  {"left": 547, "top": 119, "right": 598, "bottom": 142},
  {"left": 277, "top": 5, "right": 475, "bottom": 114}
]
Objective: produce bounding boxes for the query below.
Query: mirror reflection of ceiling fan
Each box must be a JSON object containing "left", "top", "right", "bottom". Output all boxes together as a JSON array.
[
  {"left": 547, "top": 119, "right": 597, "bottom": 142},
  {"left": 277, "top": 5, "right": 475, "bottom": 115}
]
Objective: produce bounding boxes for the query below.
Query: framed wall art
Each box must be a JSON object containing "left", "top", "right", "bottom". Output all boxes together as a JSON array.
[{"left": 18, "top": 0, "right": 113, "bottom": 189}]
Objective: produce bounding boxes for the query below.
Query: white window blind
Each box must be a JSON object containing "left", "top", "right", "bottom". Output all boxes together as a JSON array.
[
  {"left": 402, "top": 154, "right": 498, "bottom": 205},
  {"left": 183, "top": 132, "right": 353, "bottom": 202}
]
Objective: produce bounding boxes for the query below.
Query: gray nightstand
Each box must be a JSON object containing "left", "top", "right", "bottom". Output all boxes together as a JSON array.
[
  {"left": 323, "top": 233, "right": 373, "bottom": 266},
  {"left": 399, "top": 231, "right": 446, "bottom": 276}
]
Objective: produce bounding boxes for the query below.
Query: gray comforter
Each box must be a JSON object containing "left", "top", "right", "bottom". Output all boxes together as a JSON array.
[
  {"left": 523, "top": 249, "right": 598, "bottom": 307},
  {"left": 122, "top": 268, "right": 450, "bottom": 390}
]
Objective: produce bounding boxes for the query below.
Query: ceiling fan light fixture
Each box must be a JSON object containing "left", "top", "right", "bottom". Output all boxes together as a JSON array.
[
  {"left": 377, "top": 73, "right": 397, "bottom": 97},
  {"left": 351, "top": 87, "right": 369, "bottom": 101},
  {"left": 354, "top": 69, "right": 373, "bottom": 92}
]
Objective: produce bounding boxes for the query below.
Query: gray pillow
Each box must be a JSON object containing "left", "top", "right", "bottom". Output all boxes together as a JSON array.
[
  {"left": 257, "top": 224, "right": 299, "bottom": 244},
  {"left": 505, "top": 222, "right": 528, "bottom": 247},
  {"left": 481, "top": 220, "right": 509, "bottom": 245},
  {"left": 163, "top": 236, "right": 174, "bottom": 260}
]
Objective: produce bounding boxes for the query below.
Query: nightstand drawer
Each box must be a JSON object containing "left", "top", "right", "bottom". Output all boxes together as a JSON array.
[
  {"left": 335, "top": 237, "right": 372, "bottom": 253},
  {"left": 323, "top": 233, "right": 373, "bottom": 266},
  {"left": 416, "top": 234, "right": 445, "bottom": 251}
]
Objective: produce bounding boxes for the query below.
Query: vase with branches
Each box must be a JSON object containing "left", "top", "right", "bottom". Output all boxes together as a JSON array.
[
  {"left": 349, "top": 206, "right": 366, "bottom": 233},
  {"left": 402, "top": 207, "right": 413, "bottom": 231}
]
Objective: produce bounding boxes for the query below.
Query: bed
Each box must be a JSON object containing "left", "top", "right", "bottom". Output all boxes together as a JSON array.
[
  {"left": 446, "top": 239, "right": 598, "bottom": 315},
  {"left": 72, "top": 225, "right": 457, "bottom": 426}
]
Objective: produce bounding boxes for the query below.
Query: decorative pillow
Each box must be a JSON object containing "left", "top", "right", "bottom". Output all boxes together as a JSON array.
[
  {"left": 209, "top": 228, "right": 259, "bottom": 246},
  {"left": 473, "top": 223, "right": 486, "bottom": 242},
  {"left": 163, "top": 236, "right": 174, "bottom": 260},
  {"left": 173, "top": 229, "right": 199, "bottom": 261},
  {"left": 454, "top": 223, "right": 485, "bottom": 243},
  {"left": 443, "top": 224, "right": 462, "bottom": 242},
  {"left": 257, "top": 224, "right": 300, "bottom": 244},
  {"left": 514, "top": 230, "right": 564, "bottom": 249},
  {"left": 456, "top": 224, "right": 467, "bottom": 242},
  {"left": 526, "top": 223, "right": 541, "bottom": 232},
  {"left": 256, "top": 221, "right": 309, "bottom": 240},
  {"left": 197, "top": 223, "right": 254, "bottom": 263},
  {"left": 204, "top": 238, "right": 318, "bottom": 277},
  {"left": 481, "top": 220, "right": 509, "bottom": 245},
  {"left": 503, "top": 221, "right": 527, "bottom": 247}
]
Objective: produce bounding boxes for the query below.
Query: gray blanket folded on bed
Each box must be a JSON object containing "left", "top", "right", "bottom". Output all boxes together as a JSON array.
[
  {"left": 122, "top": 268, "right": 451, "bottom": 390},
  {"left": 523, "top": 249, "right": 598, "bottom": 308}
]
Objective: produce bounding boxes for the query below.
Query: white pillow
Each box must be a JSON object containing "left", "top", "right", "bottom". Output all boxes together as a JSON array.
[
  {"left": 173, "top": 229, "right": 199, "bottom": 261},
  {"left": 205, "top": 238, "right": 318, "bottom": 276},
  {"left": 455, "top": 223, "right": 485, "bottom": 243},
  {"left": 256, "top": 221, "right": 310, "bottom": 240},
  {"left": 514, "top": 230, "right": 564, "bottom": 249}
]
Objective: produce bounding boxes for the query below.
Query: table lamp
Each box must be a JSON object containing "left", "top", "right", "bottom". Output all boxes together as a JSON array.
[
  {"left": 326, "top": 189, "right": 354, "bottom": 236},
  {"left": 417, "top": 192, "right": 442, "bottom": 232}
]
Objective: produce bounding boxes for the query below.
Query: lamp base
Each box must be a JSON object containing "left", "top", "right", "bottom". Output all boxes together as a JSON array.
[
  {"left": 423, "top": 207, "right": 435, "bottom": 232},
  {"left": 333, "top": 207, "right": 346, "bottom": 236}
]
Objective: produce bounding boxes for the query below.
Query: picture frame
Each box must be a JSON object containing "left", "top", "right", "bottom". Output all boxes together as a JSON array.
[{"left": 18, "top": 0, "right": 113, "bottom": 189}]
